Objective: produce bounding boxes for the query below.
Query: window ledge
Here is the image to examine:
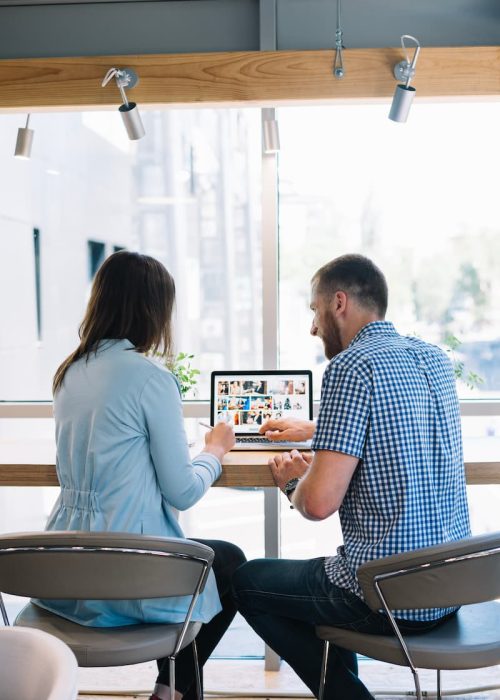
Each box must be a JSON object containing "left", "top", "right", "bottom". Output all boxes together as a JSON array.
[{"left": 2, "top": 399, "right": 500, "bottom": 419}]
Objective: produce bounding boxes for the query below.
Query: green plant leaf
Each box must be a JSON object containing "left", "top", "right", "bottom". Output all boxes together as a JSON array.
[{"left": 155, "top": 350, "right": 200, "bottom": 396}]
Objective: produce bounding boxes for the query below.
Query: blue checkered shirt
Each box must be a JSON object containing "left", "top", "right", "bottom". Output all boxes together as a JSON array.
[{"left": 311, "top": 321, "right": 471, "bottom": 621}]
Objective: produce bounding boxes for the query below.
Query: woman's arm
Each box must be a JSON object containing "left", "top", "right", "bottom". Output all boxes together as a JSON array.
[{"left": 141, "top": 370, "right": 227, "bottom": 510}]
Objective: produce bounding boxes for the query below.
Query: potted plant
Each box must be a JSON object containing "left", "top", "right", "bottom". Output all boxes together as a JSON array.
[
  {"left": 165, "top": 352, "right": 201, "bottom": 399},
  {"left": 443, "top": 333, "right": 484, "bottom": 391}
]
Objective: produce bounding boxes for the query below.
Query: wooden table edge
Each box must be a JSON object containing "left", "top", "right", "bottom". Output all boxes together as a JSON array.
[{"left": 1, "top": 459, "right": 499, "bottom": 487}]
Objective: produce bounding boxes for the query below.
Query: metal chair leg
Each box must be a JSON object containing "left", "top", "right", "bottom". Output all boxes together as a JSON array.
[
  {"left": 192, "top": 639, "right": 202, "bottom": 700},
  {"left": 436, "top": 669, "right": 442, "bottom": 700},
  {"left": 169, "top": 656, "right": 176, "bottom": 700},
  {"left": 318, "top": 640, "right": 329, "bottom": 700},
  {"left": 0, "top": 593, "right": 10, "bottom": 625},
  {"left": 410, "top": 667, "right": 422, "bottom": 700}
]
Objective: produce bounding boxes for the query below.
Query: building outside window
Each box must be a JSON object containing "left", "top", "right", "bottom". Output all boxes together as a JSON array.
[
  {"left": 33, "top": 228, "right": 42, "bottom": 341},
  {"left": 87, "top": 240, "right": 106, "bottom": 279}
]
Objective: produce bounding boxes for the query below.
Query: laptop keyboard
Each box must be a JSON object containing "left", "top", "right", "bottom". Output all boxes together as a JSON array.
[{"left": 237, "top": 437, "right": 272, "bottom": 443}]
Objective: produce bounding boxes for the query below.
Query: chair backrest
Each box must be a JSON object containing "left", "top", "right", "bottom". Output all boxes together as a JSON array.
[
  {"left": 0, "top": 626, "right": 78, "bottom": 700},
  {"left": 0, "top": 531, "right": 214, "bottom": 599},
  {"left": 357, "top": 531, "right": 500, "bottom": 612}
]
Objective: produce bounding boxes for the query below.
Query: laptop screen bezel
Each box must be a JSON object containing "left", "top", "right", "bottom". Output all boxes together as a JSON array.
[{"left": 210, "top": 370, "right": 313, "bottom": 436}]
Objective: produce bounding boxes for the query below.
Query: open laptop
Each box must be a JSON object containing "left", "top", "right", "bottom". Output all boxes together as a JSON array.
[{"left": 211, "top": 370, "right": 313, "bottom": 450}]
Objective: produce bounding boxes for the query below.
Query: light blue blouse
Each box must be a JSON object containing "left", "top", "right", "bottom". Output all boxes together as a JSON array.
[{"left": 36, "top": 339, "right": 222, "bottom": 627}]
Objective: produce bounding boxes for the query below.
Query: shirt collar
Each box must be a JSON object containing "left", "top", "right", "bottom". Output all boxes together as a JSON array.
[
  {"left": 348, "top": 321, "right": 397, "bottom": 348},
  {"left": 96, "top": 338, "right": 135, "bottom": 353}
]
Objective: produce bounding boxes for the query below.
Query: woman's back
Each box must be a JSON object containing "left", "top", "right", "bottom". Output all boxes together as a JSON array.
[
  {"left": 38, "top": 251, "right": 235, "bottom": 634},
  {"left": 40, "top": 339, "right": 223, "bottom": 626},
  {"left": 54, "top": 339, "right": 174, "bottom": 531}
]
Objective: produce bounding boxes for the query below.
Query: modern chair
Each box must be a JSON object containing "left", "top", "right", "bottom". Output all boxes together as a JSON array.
[
  {"left": 0, "top": 626, "right": 78, "bottom": 700},
  {"left": 316, "top": 531, "right": 500, "bottom": 700},
  {"left": 0, "top": 531, "right": 215, "bottom": 700}
]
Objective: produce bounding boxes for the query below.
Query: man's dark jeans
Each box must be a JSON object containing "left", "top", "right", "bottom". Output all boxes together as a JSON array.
[
  {"left": 232, "top": 557, "right": 445, "bottom": 700},
  {"left": 157, "top": 539, "right": 246, "bottom": 700}
]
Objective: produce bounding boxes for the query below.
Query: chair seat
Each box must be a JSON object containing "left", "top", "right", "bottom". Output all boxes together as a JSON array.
[
  {"left": 316, "top": 602, "right": 500, "bottom": 670},
  {"left": 15, "top": 603, "right": 202, "bottom": 667}
]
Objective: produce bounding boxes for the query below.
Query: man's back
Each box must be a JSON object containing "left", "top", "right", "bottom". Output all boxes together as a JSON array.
[{"left": 312, "top": 320, "right": 470, "bottom": 621}]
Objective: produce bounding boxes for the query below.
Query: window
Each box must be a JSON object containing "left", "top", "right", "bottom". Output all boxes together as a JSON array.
[
  {"left": 277, "top": 101, "right": 500, "bottom": 560},
  {"left": 33, "top": 228, "right": 42, "bottom": 341},
  {"left": 87, "top": 240, "right": 106, "bottom": 280},
  {"left": 2, "top": 97, "right": 500, "bottom": 659},
  {"left": 278, "top": 102, "right": 500, "bottom": 401},
  {"left": 0, "top": 108, "right": 261, "bottom": 401},
  {"left": 0, "top": 104, "right": 262, "bottom": 656}
]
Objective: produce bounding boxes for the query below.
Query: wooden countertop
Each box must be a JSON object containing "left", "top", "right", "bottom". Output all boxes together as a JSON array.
[
  {"left": 0, "top": 442, "right": 499, "bottom": 487},
  {"left": 0, "top": 449, "right": 276, "bottom": 487}
]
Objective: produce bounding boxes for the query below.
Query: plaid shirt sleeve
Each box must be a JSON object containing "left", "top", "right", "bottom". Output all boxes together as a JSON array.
[{"left": 311, "top": 362, "right": 371, "bottom": 458}]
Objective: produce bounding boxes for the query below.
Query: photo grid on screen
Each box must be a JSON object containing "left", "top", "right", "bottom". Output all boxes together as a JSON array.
[{"left": 215, "top": 375, "right": 309, "bottom": 433}]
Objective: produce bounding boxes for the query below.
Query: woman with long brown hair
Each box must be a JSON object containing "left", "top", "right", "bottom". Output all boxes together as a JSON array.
[{"left": 38, "top": 251, "right": 245, "bottom": 700}]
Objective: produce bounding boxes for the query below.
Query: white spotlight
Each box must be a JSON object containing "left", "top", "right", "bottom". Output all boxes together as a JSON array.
[
  {"left": 101, "top": 67, "right": 145, "bottom": 141},
  {"left": 262, "top": 108, "right": 280, "bottom": 154},
  {"left": 389, "top": 35, "right": 421, "bottom": 123},
  {"left": 14, "top": 114, "right": 34, "bottom": 159}
]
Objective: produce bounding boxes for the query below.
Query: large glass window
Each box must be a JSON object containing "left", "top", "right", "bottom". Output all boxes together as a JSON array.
[
  {"left": 0, "top": 107, "right": 262, "bottom": 658},
  {"left": 2, "top": 97, "right": 500, "bottom": 661},
  {"left": 278, "top": 102, "right": 500, "bottom": 401},
  {"left": 278, "top": 101, "right": 500, "bottom": 558},
  {"left": 0, "top": 108, "right": 261, "bottom": 401}
]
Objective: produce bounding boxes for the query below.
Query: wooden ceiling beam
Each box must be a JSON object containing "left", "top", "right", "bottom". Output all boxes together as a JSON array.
[{"left": 0, "top": 47, "right": 499, "bottom": 112}]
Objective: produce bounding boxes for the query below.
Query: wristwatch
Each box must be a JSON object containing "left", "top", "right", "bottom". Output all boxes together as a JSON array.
[{"left": 283, "top": 477, "right": 300, "bottom": 500}]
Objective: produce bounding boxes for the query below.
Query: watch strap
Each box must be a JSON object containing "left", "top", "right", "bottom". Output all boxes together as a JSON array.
[{"left": 283, "top": 477, "right": 300, "bottom": 498}]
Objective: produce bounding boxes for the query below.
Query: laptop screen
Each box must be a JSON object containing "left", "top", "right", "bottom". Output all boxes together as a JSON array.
[{"left": 211, "top": 370, "right": 313, "bottom": 435}]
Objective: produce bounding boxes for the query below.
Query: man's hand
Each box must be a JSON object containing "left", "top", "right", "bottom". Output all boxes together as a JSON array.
[
  {"left": 268, "top": 449, "right": 313, "bottom": 492},
  {"left": 259, "top": 418, "right": 315, "bottom": 443}
]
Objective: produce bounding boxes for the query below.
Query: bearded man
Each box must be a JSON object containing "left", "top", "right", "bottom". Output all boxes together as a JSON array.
[{"left": 232, "top": 254, "right": 470, "bottom": 700}]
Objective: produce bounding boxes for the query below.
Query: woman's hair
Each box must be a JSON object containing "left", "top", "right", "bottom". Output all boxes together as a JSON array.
[{"left": 53, "top": 251, "right": 176, "bottom": 393}]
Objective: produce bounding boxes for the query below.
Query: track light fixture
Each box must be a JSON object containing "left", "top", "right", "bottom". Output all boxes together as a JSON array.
[
  {"left": 262, "top": 108, "right": 280, "bottom": 154},
  {"left": 389, "top": 35, "right": 421, "bottom": 123},
  {"left": 101, "top": 67, "right": 145, "bottom": 141},
  {"left": 14, "top": 114, "right": 34, "bottom": 159}
]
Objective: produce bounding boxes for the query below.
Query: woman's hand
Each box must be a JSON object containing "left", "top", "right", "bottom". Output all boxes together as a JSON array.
[
  {"left": 259, "top": 418, "right": 315, "bottom": 442},
  {"left": 203, "top": 422, "right": 236, "bottom": 462}
]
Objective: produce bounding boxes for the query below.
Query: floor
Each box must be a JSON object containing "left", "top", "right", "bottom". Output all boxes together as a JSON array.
[{"left": 76, "top": 658, "right": 500, "bottom": 700}]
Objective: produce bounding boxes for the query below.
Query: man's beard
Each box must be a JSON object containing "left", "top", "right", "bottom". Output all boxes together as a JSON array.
[{"left": 322, "top": 312, "right": 343, "bottom": 360}]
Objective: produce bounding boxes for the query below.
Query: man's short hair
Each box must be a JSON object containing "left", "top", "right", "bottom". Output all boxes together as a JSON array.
[{"left": 312, "top": 254, "right": 388, "bottom": 317}]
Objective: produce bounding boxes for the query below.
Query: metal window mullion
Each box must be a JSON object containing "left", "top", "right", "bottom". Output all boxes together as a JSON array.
[
  {"left": 260, "top": 0, "right": 278, "bottom": 372},
  {"left": 261, "top": 133, "right": 282, "bottom": 672},
  {"left": 261, "top": 137, "right": 279, "bottom": 371},
  {"left": 260, "top": 6, "right": 280, "bottom": 672}
]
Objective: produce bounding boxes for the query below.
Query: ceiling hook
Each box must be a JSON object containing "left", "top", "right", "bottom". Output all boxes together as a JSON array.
[{"left": 333, "top": 0, "right": 345, "bottom": 79}]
